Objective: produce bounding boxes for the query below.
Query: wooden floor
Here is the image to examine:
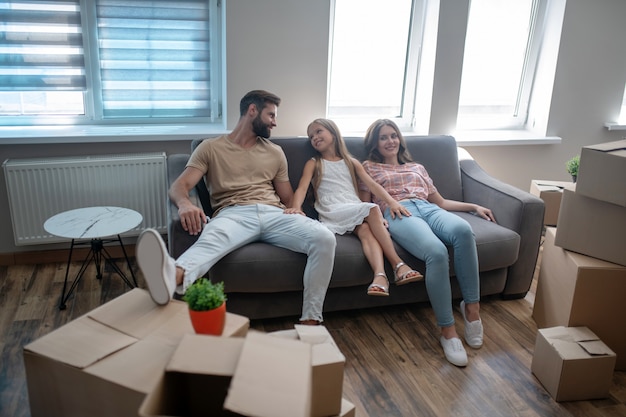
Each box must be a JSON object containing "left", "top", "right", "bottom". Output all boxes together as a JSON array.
[{"left": 1, "top": 248, "right": 625, "bottom": 417}]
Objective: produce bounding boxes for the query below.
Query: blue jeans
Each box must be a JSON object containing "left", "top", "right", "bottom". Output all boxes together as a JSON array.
[
  {"left": 385, "top": 199, "right": 480, "bottom": 327},
  {"left": 175, "top": 204, "right": 336, "bottom": 322}
]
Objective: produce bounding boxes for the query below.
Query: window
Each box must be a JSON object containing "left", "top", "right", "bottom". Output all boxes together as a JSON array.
[
  {"left": 0, "top": 0, "right": 221, "bottom": 126},
  {"left": 328, "top": 0, "right": 425, "bottom": 131},
  {"left": 457, "top": 0, "right": 545, "bottom": 130},
  {"left": 328, "top": 0, "right": 547, "bottom": 133}
]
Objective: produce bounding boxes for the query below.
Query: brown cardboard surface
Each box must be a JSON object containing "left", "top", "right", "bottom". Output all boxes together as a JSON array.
[
  {"left": 554, "top": 189, "right": 626, "bottom": 266},
  {"left": 531, "top": 326, "right": 616, "bottom": 401},
  {"left": 534, "top": 227, "right": 626, "bottom": 370},
  {"left": 295, "top": 325, "right": 346, "bottom": 417},
  {"left": 224, "top": 330, "right": 312, "bottom": 417},
  {"left": 24, "top": 289, "right": 250, "bottom": 417},
  {"left": 139, "top": 334, "right": 246, "bottom": 417},
  {"left": 530, "top": 180, "right": 575, "bottom": 226},
  {"left": 577, "top": 139, "right": 626, "bottom": 206}
]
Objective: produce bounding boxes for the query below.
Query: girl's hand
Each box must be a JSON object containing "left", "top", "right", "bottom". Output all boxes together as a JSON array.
[
  {"left": 284, "top": 207, "right": 305, "bottom": 216},
  {"left": 388, "top": 202, "right": 411, "bottom": 219}
]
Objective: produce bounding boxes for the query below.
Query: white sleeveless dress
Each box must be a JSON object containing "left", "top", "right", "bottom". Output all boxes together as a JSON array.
[{"left": 315, "top": 159, "right": 377, "bottom": 235}]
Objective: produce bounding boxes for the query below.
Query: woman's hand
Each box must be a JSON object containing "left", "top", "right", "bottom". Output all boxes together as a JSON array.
[
  {"left": 388, "top": 201, "right": 411, "bottom": 219},
  {"left": 475, "top": 205, "right": 496, "bottom": 223}
]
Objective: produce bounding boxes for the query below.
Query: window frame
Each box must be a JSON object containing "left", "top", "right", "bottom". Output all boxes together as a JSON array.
[{"left": 0, "top": 0, "right": 223, "bottom": 128}]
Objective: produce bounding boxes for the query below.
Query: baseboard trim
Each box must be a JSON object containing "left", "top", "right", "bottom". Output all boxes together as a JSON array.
[{"left": 0, "top": 245, "right": 137, "bottom": 266}]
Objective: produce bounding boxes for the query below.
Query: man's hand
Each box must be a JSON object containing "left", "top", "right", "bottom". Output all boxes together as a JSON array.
[{"left": 179, "top": 205, "right": 208, "bottom": 235}]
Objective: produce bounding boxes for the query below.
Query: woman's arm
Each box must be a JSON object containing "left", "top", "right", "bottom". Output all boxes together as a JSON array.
[
  {"left": 428, "top": 191, "right": 496, "bottom": 222},
  {"left": 353, "top": 158, "right": 411, "bottom": 219},
  {"left": 284, "top": 159, "right": 316, "bottom": 215}
]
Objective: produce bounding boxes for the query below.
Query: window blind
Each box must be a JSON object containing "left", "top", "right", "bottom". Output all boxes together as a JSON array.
[
  {"left": 0, "top": 0, "right": 86, "bottom": 91},
  {"left": 95, "top": 0, "right": 212, "bottom": 119}
]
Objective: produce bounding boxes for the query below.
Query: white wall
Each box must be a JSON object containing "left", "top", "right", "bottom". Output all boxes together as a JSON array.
[{"left": 1, "top": 0, "right": 625, "bottom": 255}]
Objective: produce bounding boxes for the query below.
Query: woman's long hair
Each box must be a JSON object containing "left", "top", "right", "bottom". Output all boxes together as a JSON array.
[
  {"left": 363, "top": 119, "right": 413, "bottom": 164},
  {"left": 307, "top": 118, "right": 359, "bottom": 196}
]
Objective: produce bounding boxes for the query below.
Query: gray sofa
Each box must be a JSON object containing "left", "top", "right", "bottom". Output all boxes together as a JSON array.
[{"left": 166, "top": 135, "right": 544, "bottom": 320}]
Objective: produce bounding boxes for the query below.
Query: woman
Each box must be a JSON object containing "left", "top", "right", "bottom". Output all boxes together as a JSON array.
[{"left": 360, "top": 119, "right": 495, "bottom": 367}]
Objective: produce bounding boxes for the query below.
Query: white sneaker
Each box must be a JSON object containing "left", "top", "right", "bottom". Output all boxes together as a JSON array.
[
  {"left": 440, "top": 336, "right": 468, "bottom": 367},
  {"left": 460, "top": 301, "right": 484, "bottom": 349},
  {"left": 136, "top": 228, "right": 176, "bottom": 305}
]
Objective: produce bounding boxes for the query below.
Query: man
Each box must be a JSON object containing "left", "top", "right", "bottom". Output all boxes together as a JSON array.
[{"left": 136, "top": 90, "right": 336, "bottom": 324}]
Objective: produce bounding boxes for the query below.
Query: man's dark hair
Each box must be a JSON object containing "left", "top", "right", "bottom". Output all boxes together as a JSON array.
[{"left": 239, "top": 90, "right": 281, "bottom": 116}]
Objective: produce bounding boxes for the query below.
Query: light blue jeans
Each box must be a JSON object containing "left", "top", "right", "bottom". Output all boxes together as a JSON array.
[
  {"left": 175, "top": 204, "right": 336, "bottom": 322},
  {"left": 384, "top": 199, "right": 480, "bottom": 328}
]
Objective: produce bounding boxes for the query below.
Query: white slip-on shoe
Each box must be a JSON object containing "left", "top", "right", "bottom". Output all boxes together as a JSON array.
[
  {"left": 136, "top": 228, "right": 176, "bottom": 305},
  {"left": 440, "top": 336, "right": 468, "bottom": 367},
  {"left": 460, "top": 300, "right": 484, "bottom": 349}
]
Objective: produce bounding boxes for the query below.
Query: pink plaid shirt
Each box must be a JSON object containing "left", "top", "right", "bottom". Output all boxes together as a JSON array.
[{"left": 361, "top": 161, "right": 437, "bottom": 213}]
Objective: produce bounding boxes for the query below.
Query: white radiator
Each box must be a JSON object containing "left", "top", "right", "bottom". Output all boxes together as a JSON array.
[{"left": 3, "top": 153, "right": 168, "bottom": 246}]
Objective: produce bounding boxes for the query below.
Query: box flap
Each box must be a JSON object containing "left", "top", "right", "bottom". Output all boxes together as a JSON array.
[
  {"left": 85, "top": 339, "right": 177, "bottom": 393},
  {"left": 23, "top": 316, "right": 137, "bottom": 369},
  {"left": 166, "top": 333, "right": 245, "bottom": 376},
  {"left": 542, "top": 326, "right": 615, "bottom": 360},
  {"left": 295, "top": 324, "right": 336, "bottom": 346},
  {"left": 88, "top": 288, "right": 186, "bottom": 339},
  {"left": 224, "top": 330, "right": 312, "bottom": 417},
  {"left": 586, "top": 139, "right": 626, "bottom": 154},
  {"left": 579, "top": 340, "right": 615, "bottom": 356}
]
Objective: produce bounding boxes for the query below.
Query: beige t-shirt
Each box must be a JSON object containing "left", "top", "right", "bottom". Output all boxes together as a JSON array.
[{"left": 186, "top": 135, "right": 290, "bottom": 214}]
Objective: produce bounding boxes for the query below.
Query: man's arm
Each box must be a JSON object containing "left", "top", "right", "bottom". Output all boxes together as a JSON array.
[
  {"left": 169, "top": 166, "right": 208, "bottom": 235},
  {"left": 274, "top": 180, "right": 295, "bottom": 209}
]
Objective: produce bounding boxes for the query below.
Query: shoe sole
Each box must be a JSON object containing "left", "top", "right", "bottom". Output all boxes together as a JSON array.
[{"left": 136, "top": 229, "right": 171, "bottom": 305}]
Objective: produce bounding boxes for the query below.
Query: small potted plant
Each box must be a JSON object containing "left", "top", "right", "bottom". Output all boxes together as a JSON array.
[
  {"left": 183, "top": 278, "right": 227, "bottom": 335},
  {"left": 565, "top": 155, "right": 580, "bottom": 183}
]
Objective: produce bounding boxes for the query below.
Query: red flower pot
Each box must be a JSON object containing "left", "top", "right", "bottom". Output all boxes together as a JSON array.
[{"left": 188, "top": 302, "right": 226, "bottom": 336}]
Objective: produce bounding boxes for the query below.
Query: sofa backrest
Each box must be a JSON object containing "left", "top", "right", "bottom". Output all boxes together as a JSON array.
[{"left": 190, "top": 135, "right": 462, "bottom": 217}]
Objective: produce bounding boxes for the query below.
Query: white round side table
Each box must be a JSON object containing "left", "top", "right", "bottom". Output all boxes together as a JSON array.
[{"left": 44, "top": 206, "right": 143, "bottom": 310}]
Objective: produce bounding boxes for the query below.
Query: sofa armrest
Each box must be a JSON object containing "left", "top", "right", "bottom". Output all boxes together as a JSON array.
[
  {"left": 458, "top": 148, "right": 544, "bottom": 298},
  {"left": 166, "top": 153, "right": 201, "bottom": 258}
]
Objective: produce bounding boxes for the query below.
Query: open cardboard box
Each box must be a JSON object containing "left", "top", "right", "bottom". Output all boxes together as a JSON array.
[
  {"left": 529, "top": 180, "right": 575, "bottom": 226},
  {"left": 531, "top": 326, "right": 616, "bottom": 401},
  {"left": 23, "top": 289, "right": 249, "bottom": 417},
  {"left": 140, "top": 328, "right": 353, "bottom": 417},
  {"left": 269, "top": 325, "right": 346, "bottom": 417}
]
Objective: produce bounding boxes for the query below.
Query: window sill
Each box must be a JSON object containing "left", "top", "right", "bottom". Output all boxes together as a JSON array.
[
  {"left": 604, "top": 122, "right": 626, "bottom": 131},
  {"left": 451, "top": 130, "right": 561, "bottom": 146},
  {"left": 0, "top": 124, "right": 228, "bottom": 145}
]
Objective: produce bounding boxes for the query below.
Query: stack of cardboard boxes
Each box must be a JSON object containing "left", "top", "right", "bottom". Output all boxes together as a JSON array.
[
  {"left": 531, "top": 140, "right": 626, "bottom": 401},
  {"left": 23, "top": 289, "right": 355, "bottom": 417}
]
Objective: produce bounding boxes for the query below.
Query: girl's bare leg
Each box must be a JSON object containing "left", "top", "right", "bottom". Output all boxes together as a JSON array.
[
  {"left": 364, "top": 207, "right": 422, "bottom": 281},
  {"left": 355, "top": 223, "right": 388, "bottom": 294}
]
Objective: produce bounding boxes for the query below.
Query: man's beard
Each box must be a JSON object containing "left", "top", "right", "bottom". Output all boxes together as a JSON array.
[{"left": 252, "top": 115, "right": 271, "bottom": 138}]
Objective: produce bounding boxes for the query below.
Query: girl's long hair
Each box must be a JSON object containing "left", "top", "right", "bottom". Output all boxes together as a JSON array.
[
  {"left": 307, "top": 118, "right": 359, "bottom": 196},
  {"left": 363, "top": 119, "right": 413, "bottom": 164}
]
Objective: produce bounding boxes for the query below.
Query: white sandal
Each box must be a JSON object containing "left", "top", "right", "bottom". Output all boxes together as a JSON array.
[
  {"left": 394, "top": 262, "right": 423, "bottom": 285},
  {"left": 367, "top": 272, "right": 389, "bottom": 296}
]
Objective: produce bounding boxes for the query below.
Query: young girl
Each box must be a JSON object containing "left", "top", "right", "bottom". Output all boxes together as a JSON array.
[{"left": 285, "top": 118, "right": 422, "bottom": 296}]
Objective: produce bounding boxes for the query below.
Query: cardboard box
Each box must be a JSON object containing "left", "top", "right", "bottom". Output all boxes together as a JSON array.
[
  {"left": 24, "top": 289, "right": 249, "bottom": 417},
  {"left": 141, "top": 328, "right": 350, "bottom": 417},
  {"left": 534, "top": 227, "right": 626, "bottom": 370},
  {"left": 577, "top": 139, "right": 626, "bottom": 206},
  {"left": 529, "top": 180, "right": 575, "bottom": 226},
  {"left": 554, "top": 189, "right": 626, "bottom": 266},
  {"left": 270, "top": 325, "right": 346, "bottom": 417},
  {"left": 531, "top": 326, "right": 616, "bottom": 401}
]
